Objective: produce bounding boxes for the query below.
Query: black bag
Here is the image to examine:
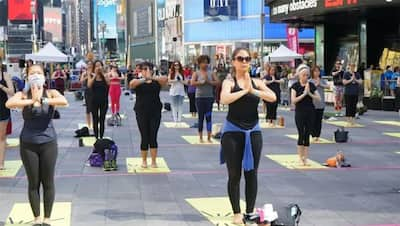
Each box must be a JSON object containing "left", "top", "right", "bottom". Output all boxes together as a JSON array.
[
  {"left": 53, "top": 110, "right": 60, "bottom": 119},
  {"left": 334, "top": 127, "right": 348, "bottom": 143},
  {"left": 164, "top": 102, "right": 171, "bottom": 111},
  {"left": 75, "top": 91, "right": 84, "bottom": 100},
  {"left": 107, "top": 115, "right": 122, "bottom": 127},
  {"left": 75, "top": 126, "right": 89, "bottom": 138},
  {"left": 272, "top": 204, "right": 302, "bottom": 226}
]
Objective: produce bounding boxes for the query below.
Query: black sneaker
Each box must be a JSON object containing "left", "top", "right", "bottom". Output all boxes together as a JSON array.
[
  {"left": 103, "top": 160, "right": 112, "bottom": 171},
  {"left": 110, "top": 160, "right": 118, "bottom": 171}
]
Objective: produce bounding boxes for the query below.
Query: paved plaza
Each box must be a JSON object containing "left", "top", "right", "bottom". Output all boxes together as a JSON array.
[{"left": 1, "top": 91, "right": 400, "bottom": 226}]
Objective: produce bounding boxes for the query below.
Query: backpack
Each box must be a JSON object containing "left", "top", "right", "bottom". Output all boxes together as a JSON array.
[
  {"left": 164, "top": 102, "right": 171, "bottom": 111},
  {"left": 334, "top": 127, "right": 348, "bottom": 143},
  {"left": 88, "top": 139, "right": 118, "bottom": 167},
  {"left": 74, "top": 126, "right": 89, "bottom": 138},
  {"left": 271, "top": 204, "right": 302, "bottom": 226},
  {"left": 107, "top": 114, "right": 122, "bottom": 127}
]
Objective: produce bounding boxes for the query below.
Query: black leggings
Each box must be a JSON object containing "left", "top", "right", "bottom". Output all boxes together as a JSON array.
[
  {"left": 136, "top": 112, "right": 161, "bottom": 150},
  {"left": 188, "top": 92, "right": 197, "bottom": 113},
  {"left": 311, "top": 108, "right": 324, "bottom": 138},
  {"left": 295, "top": 110, "right": 314, "bottom": 146},
  {"left": 92, "top": 101, "right": 108, "bottom": 139},
  {"left": 196, "top": 97, "right": 214, "bottom": 132},
  {"left": 20, "top": 140, "right": 58, "bottom": 218},
  {"left": 266, "top": 101, "right": 278, "bottom": 120},
  {"left": 345, "top": 95, "right": 358, "bottom": 117},
  {"left": 221, "top": 131, "right": 263, "bottom": 214}
]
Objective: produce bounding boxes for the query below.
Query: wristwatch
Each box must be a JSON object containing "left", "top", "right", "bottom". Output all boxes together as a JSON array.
[{"left": 40, "top": 97, "right": 49, "bottom": 105}]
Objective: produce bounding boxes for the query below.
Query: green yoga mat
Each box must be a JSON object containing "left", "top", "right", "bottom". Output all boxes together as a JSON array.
[
  {"left": 6, "top": 138, "right": 19, "bottom": 148},
  {"left": 374, "top": 121, "right": 400, "bottom": 127},
  {"left": 383, "top": 132, "right": 400, "bottom": 138}
]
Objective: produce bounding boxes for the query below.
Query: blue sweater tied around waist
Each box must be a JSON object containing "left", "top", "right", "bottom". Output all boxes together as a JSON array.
[{"left": 220, "top": 120, "right": 261, "bottom": 172}]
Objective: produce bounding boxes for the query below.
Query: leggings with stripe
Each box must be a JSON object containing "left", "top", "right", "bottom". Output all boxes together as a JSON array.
[{"left": 195, "top": 97, "right": 214, "bottom": 132}]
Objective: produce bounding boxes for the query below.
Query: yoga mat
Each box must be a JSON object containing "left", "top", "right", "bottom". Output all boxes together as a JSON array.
[
  {"left": 324, "top": 120, "right": 365, "bottom": 128},
  {"left": 6, "top": 138, "right": 19, "bottom": 148},
  {"left": 186, "top": 197, "right": 245, "bottom": 226},
  {"left": 285, "top": 134, "right": 335, "bottom": 144},
  {"left": 5, "top": 202, "right": 71, "bottom": 226},
  {"left": 126, "top": 157, "right": 170, "bottom": 174},
  {"left": 212, "top": 107, "right": 228, "bottom": 112},
  {"left": 106, "top": 114, "right": 126, "bottom": 119},
  {"left": 260, "top": 123, "right": 285, "bottom": 129},
  {"left": 0, "top": 160, "right": 23, "bottom": 178},
  {"left": 374, "top": 121, "right": 400, "bottom": 127},
  {"left": 182, "top": 136, "right": 220, "bottom": 145},
  {"left": 278, "top": 107, "right": 291, "bottom": 111},
  {"left": 266, "top": 154, "right": 327, "bottom": 170},
  {"left": 182, "top": 114, "right": 196, "bottom": 119},
  {"left": 184, "top": 99, "right": 189, "bottom": 103},
  {"left": 79, "top": 137, "right": 111, "bottom": 147},
  {"left": 163, "top": 122, "right": 190, "bottom": 128},
  {"left": 383, "top": 133, "right": 400, "bottom": 138}
]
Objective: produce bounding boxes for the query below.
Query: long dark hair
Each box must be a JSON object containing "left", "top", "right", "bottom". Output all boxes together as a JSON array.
[
  {"left": 311, "top": 65, "right": 321, "bottom": 79},
  {"left": 231, "top": 48, "right": 251, "bottom": 78},
  {"left": 94, "top": 60, "right": 106, "bottom": 81},
  {"left": 170, "top": 61, "right": 183, "bottom": 80}
]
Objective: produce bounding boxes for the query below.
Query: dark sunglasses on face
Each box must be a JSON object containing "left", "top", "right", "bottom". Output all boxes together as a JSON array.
[{"left": 235, "top": 56, "right": 251, "bottom": 62}]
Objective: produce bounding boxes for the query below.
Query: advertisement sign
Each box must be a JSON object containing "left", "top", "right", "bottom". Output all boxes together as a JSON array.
[
  {"left": 286, "top": 26, "right": 299, "bottom": 53},
  {"left": 94, "top": 0, "right": 118, "bottom": 39},
  {"left": 8, "top": 0, "right": 36, "bottom": 21},
  {"left": 204, "top": 0, "right": 238, "bottom": 22},
  {"left": 133, "top": 5, "right": 152, "bottom": 38},
  {"left": 44, "top": 7, "right": 62, "bottom": 42}
]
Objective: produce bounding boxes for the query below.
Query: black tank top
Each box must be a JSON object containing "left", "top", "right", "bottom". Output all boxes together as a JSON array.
[
  {"left": 92, "top": 78, "right": 108, "bottom": 103},
  {"left": 134, "top": 81, "right": 162, "bottom": 115},
  {"left": 226, "top": 77, "right": 260, "bottom": 130},
  {"left": 20, "top": 90, "right": 57, "bottom": 144},
  {"left": 0, "top": 72, "right": 10, "bottom": 120}
]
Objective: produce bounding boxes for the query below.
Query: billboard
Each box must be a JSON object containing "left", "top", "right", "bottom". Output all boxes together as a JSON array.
[
  {"left": 8, "top": 0, "right": 36, "bottom": 21},
  {"left": 94, "top": 0, "right": 118, "bottom": 39},
  {"left": 204, "top": 0, "right": 238, "bottom": 22},
  {"left": 44, "top": 7, "right": 62, "bottom": 42}
]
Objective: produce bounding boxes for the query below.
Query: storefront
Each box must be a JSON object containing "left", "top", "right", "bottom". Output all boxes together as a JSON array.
[{"left": 183, "top": 0, "right": 314, "bottom": 66}]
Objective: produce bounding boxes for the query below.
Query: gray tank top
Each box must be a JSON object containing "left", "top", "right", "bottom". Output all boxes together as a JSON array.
[
  {"left": 20, "top": 91, "right": 57, "bottom": 144},
  {"left": 195, "top": 71, "right": 214, "bottom": 98}
]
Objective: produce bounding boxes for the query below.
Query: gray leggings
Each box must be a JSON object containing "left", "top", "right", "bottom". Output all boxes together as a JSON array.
[{"left": 20, "top": 140, "right": 58, "bottom": 218}]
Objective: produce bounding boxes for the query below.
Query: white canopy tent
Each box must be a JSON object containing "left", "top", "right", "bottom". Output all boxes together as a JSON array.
[
  {"left": 75, "top": 59, "right": 87, "bottom": 69},
  {"left": 25, "top": 42, "right": 70, "bottom": 62},
  {"left": 264, "top": 44, "right": 303, "bottom": 63}
]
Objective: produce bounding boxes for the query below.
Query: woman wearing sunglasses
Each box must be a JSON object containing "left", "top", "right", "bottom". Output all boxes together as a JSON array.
[
  {"left": 191, "top": 55, "right": 220, "bottom": 143},
  {"left": 6, "top": 64, "right": 68, "bottom": 226},
  {"left": 130, "top": 62, "right": 167, "bottom": 168},
  {"left": 168, "top": 61, "right": 187, "bottom": 125},
  {"left": 220, "top": 48, "right": 276, "bottom": 224}
]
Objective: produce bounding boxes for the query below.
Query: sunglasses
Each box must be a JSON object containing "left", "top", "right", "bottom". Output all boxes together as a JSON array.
[
  {"left": 142, "top": 67, "right": 150, "bottom": 71},
  {"left": 235, "top": 56, "right": 251, "bottom": 62}
]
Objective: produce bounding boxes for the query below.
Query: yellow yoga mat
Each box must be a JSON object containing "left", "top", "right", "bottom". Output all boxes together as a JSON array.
[
  {"left": 184, "top": 99, "right": 189, "bottom": 103},
  {"left": 324, "top": 120, "right": 365, "bottom": 128},
  {"left": 285, "top": 134, "right": 335, "bottom": 144},
  {"left": 182, "top": 114, "right": 196, "bottom": 119},
  {"left": 383, "top": 132, "right": 400, "bottom": 138},
  {"left": 6, "top": 138, "right": 19, "bottom": 148},
  {"left": 5, "top": 202, "right": 71, "bottom": 226},
  {"left": 106, "top": 114, "right": 126, "bottom": 119},
  {"left": 396, "top": 151, "right": 400, "bottom": 154},
  {"left": 182, "top": 136, "right": 220, "bottom": 145},
  {"left": 0, "top": 160, "right": 23, "bottom": 177},
  {"left": 80, "top": 137, "right": 111, "bottom": 147},
  {"left": 278, "top": 107, "right": 291, "bottom": 111},
  {"left": 163, "top": 122, "right": 190, "bottom": 128},
  {"left": 374, "top": 121, "right": 400, "bottom": 127},
  {"left": 126, "top": 157, "right": 170, "bottom": 174},
  {"left": 260, "top": 123, "right": 285, "bottom": 129},
  {"left": 266, "top": 154, "right": 327, "bottom": 170},
  {"left": 186, "top": 197, "right": 245, "bottom": 226},
  {"left": 212, "top": 108, "right": 228, "bottom": 112}
]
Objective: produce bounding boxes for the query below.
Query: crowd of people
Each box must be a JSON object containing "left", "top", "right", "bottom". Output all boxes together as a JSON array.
[{"left": 0, "top": 47, "right": 400, "bottom": 225}]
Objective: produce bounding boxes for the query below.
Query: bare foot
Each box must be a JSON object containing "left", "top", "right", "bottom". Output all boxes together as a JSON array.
[
  {"left": 141, "top": 162, "right": 148, "bottom": 168},
  {"left": 232, "top": 213, "right": 243, "bottom": 224},
  {"left": 151, "top": 162, "right": 158, "bottom": 168},
  {"left": 0, "top": 165, "right": 5, "bottom": 170},
  {"left": 199, "top": 138, "right": 204, "bottom": 143},
  {"left": 207, "top": 138, "right": 213, "bottom": 143}
]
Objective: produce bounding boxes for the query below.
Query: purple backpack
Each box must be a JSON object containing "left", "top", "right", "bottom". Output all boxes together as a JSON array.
[{"left": 88, "top": 152, "right": 103, "bottom": 167}]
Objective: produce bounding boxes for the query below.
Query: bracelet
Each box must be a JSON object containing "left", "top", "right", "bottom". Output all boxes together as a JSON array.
[{"left": 253, "top": 90, "right": 260, "bottom": 97}]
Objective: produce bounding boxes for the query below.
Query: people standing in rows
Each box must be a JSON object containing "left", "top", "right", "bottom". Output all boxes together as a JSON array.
[
  {"left": 108, "top": 65, "right": 123, "bottom": 118},
  {"left": 88, "top": 61, "right": 109, "bottom": 139},
  {"left": 215, "top": 64, "right": 228, "bottom": 111},
  {"left": 260, "top": 63, "right": 271, "bottom": 114},
  {"left": 168, "top": 61, "right": 187, "bottom": 124},
  {"left": 331, "top": 60, "right": 344, "bottom": 116},
  {"left": 130, "top": 62, "right": 167, "bottom": 168},
  {"left": 80, "top": 61, "right": 94, "bottom": 129},
  {"left": 0, "top": 68, "right": 14, "bottom": 170},
  {"left": 52, "top": 64, "right": 66, "bottom": 95},
  {"left": 191, "top": 55, "right": 220, "bottom": 143},
  {"left": 310, "top": 66, "right": 330, "bottom": 142},
  {"left": 6, "top": 64, "right": 68, "bottom": 226},
  {"left": 263, "top": 65, "right": 284, "bottom": 127},
  {"left": 185, "top": 66, "right": 197, "bottom": 117},
  {"left": 291, "top": 65, "right": 321, "bottom": 166},
  {"left": 220, "top": 48, "right": 276, "bottom": 224},
  {"left": 343, "top": 63, "right": 362, "bottom": 126}
]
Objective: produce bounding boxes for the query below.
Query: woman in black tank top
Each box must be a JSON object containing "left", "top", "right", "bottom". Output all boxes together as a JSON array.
[
  {"left": 6, "top": 64, "right": 68, "bottom": 226},
  {"left": 220, "top": 48, "right": 276, "bottom": 224},
  {"left": 0, "top": 70, "right": 14, "bottom": 170}
]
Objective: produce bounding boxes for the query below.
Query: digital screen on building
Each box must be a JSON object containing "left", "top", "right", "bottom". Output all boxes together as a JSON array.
[
  {"left": 8, "top": 0, "right": 36, "bottom": 21},
  {"left": 44, "top": 7, "right": 62, "bottom": 42},
  {"left": 204, "top": 0, "right": 238, "bottom": 22},
  {"left": 94, "top": 0, "right": 118, "bottom": 39}
]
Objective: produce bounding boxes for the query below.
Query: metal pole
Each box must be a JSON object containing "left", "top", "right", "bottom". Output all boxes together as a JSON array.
[
  {"left": 32, "top": 13, "right": 36, "bottom": 53},
  {"left": 96, "top": 0, "right": 101, "bottom": 60},
  {"left": 260, "top": 0, "right": 265, "bottom": 67}
]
